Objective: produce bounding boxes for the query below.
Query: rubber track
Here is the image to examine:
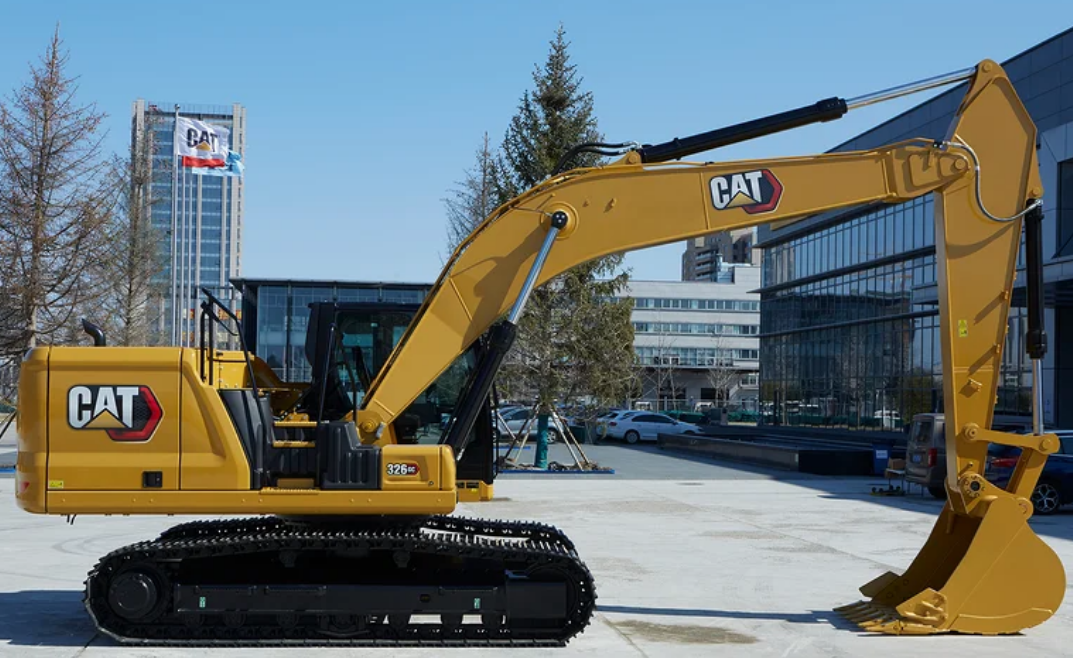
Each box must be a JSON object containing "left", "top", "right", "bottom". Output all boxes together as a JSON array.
[{"left": 86, "top": 520, "right": 595, "bottom": 646}]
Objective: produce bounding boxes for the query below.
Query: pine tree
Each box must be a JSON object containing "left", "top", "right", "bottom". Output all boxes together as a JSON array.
[{"left": 497, "top": 26, "right": 636, "bottom": 457}]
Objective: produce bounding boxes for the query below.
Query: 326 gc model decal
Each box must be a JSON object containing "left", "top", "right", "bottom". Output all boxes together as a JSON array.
[{"left": 67, "top": 385, "right": 163, "bottom": 441}]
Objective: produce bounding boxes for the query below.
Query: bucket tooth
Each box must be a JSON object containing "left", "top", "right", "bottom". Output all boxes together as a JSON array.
[{"left": 834, "top": 602, "right": 943, "bottom": 635}]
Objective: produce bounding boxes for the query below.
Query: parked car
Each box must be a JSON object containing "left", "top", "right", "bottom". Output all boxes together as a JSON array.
[
  {"left": 986, "top": 430, "right": 1073, "bottom": 515},
  {"left": 604, "top": 412, "right": 701, "bottom": 444},
  {"left": 496, "top": 406, "right": 564, "bottom": 442},
  {"left": 593, "top": 410, "right": 638, "bottom": 440}
]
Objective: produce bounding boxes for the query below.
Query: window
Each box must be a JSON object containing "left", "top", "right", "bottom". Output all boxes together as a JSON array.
[
  {"left": 626, "top": 297, "right": 759, "bottom": 312},
  {"left": 1060, "top": 437, "right": 1073, "bottom": 455},
  {"left": 1058, "top": 159, "right": 1073, "bottom": 257}
]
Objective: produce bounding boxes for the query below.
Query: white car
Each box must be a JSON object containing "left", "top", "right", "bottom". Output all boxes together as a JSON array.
[
  {"left": 594, "top": 410, "right": 640, "bottom": 439},
  {"left": 496, "top": 407, "right": 565, "bottom": 442},
  {"left": 605, "top": 412, "right": 701, "bottom": 444}
]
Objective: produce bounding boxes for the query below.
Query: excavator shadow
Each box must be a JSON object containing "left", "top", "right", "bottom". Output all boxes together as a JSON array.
[
  {"left": 0, "top": 590, "right": 98, "bottom": 646},
  {"left": 598, "top": 603, "right": 859, "bottom": 631}
]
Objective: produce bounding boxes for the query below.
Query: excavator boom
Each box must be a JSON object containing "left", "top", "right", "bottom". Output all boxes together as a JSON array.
[{"left": 355, "top": 60, "right": 1064, "bottom": 634}]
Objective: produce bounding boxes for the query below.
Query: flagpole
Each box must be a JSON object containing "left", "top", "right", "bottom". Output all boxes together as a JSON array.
[
  {"left": 183, "top": 162, "right": 192, "bottom": 345},
  {"left": 179, "top": 163, "right": 185, "bottom": 346},
  {"left": 170, "top": 105, "right": 180, "bottom": 345},
  {"left": 194, "top": 171, "right": 203, "bottom": 348}
]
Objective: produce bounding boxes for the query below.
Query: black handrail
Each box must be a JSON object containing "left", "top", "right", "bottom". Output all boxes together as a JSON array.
[
  {"left": 200, "top": 288, "right": 272, "bottom": 467},
  {"left": 317, "top": 323, "right": 338, "bottom": 424}
]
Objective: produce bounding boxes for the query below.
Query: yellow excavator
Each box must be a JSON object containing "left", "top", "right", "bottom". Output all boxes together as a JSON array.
[{"left": 14, "top": 59, "right": 1065, "bottom": 644}]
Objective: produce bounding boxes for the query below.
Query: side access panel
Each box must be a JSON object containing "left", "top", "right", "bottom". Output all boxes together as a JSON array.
[{"left": 47, "top": 347, "right": 181, "bottom": 491}]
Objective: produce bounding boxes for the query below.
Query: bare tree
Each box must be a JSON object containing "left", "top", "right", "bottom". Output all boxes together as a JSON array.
[
  {"left": 837, "top": 324, "right": 872, "bottom": 427},
  {"left": 95, "top": 115, "right": 168, "bottom": 345},
  {"left": 443, "top": 133, "right": 501, "bottom": 253},
  {"left": 0, "top": 28, "right": 115, "bottom": 359},
  {"left": 705, "top": 359, "right": 739, "bottom": 409},
  {"left": 638, "top": 319, "right": 682, "bottom": 412}
]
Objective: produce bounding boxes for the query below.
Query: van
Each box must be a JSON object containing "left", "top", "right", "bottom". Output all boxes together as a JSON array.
[
  {"left": 906, "top": 412, "right": 1035, "bottom": 498},
  {"left": 905, "top": 413, "right": 948, "bottom": 498}
]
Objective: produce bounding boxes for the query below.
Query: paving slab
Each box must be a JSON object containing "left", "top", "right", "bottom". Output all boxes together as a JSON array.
[{"left": 1, "top": 445, "right": 1072, "bottom": 657}]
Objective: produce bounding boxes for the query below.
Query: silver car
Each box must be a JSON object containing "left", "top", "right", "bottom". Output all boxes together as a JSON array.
[{"left": 497, "top": 407, "right": 565, "bottom": 442}]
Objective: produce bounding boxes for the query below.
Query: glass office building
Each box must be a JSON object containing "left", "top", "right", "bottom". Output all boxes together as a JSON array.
[
  {"left": 233, "top": 278, "right": 431, "bottom": 382},
  {"left": 757, "top": 28, "right": 1073, "bottom": 431},
  {"left": 131, "top": 100, "right": 246, "bottom": 346}
]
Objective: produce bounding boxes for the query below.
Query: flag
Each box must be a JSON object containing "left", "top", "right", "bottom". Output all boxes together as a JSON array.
[
  {"left": 175, "top": 116, "right": 230, "bottom": 168},
  {"left": 190, "top": 150, "right": 244, "bottom": 178}
]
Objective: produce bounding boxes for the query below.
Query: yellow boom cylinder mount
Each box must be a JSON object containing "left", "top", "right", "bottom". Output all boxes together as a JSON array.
[{"left": 838, "top": 62, "right": 1065, "bottom": 634}]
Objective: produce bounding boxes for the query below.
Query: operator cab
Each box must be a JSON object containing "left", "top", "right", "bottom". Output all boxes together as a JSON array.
[{"left": 201, "top": 295, "right": 496, "bottom": 491}]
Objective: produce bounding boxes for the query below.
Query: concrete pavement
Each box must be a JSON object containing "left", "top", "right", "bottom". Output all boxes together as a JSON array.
[{"left": 1, "top": 445, "right": 1073, "bottom": 656}]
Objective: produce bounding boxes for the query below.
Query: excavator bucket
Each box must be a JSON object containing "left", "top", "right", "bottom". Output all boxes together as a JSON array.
[{"left": 838, "top": 496, "right": 1064, "bottom": 634}]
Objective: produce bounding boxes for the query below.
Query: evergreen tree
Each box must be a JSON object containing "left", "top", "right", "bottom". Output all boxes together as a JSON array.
[{"left": 497, "top": 26, "right": 636, "bottom": 457}]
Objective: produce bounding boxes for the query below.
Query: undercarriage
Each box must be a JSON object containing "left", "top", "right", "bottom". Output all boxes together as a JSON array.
[{"left": 85, "top": 515, "right": 595, "bottom": 647}]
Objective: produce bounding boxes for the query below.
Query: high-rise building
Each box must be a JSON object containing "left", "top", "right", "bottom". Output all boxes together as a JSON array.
[
  {"left": 131, "top": 100, "right": 246, "bottom": 346},
  {"left": 681, "top": 227, "right": 760, "bottom": 281}
]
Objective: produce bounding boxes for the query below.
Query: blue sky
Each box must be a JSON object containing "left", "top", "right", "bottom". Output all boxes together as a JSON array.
[{"left": 1, "top": 1, "right": 1071, "bottom": 283}]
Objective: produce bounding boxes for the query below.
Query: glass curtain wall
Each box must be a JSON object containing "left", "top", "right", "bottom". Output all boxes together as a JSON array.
[{"left": 759, "top": 196, "right": 1032, "bottom": 430}]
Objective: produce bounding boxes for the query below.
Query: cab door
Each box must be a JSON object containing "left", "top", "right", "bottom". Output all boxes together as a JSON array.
[{"left": 47, "top": 347, "right": 181, "bottom": 491}]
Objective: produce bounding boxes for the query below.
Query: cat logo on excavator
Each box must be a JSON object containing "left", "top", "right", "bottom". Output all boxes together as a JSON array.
[
  {"left": 709, "top": 169, "right": 783, "bottom": 214},
  {"left": 66, "top": 385, "right": 163, "bottom": 441}
]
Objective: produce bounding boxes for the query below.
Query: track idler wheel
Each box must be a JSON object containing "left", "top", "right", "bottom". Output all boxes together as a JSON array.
[{"left": 107, "top": 568, "right": 165, "bottom": 622}]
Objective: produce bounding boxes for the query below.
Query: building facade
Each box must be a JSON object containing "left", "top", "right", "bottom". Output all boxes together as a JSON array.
[
  {"left": 233, "top": 278, "right": 431, "bottom": 382},
  {"left": 132, "top": 100, "right": 246, "bottom": 346},
  {"left": 621, "top": 269, "right": 761, "bottom": 411},
  {"left": 756, "top": 28, "right": 1073, "bottom": 431},
  {"left": 682, "top": 227, "right": 761, "bottom": 281}
]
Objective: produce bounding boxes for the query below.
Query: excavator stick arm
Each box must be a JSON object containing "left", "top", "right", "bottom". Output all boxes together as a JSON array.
[{"left": 844, "top": 60, "right": 1065, "bottom": 636}]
